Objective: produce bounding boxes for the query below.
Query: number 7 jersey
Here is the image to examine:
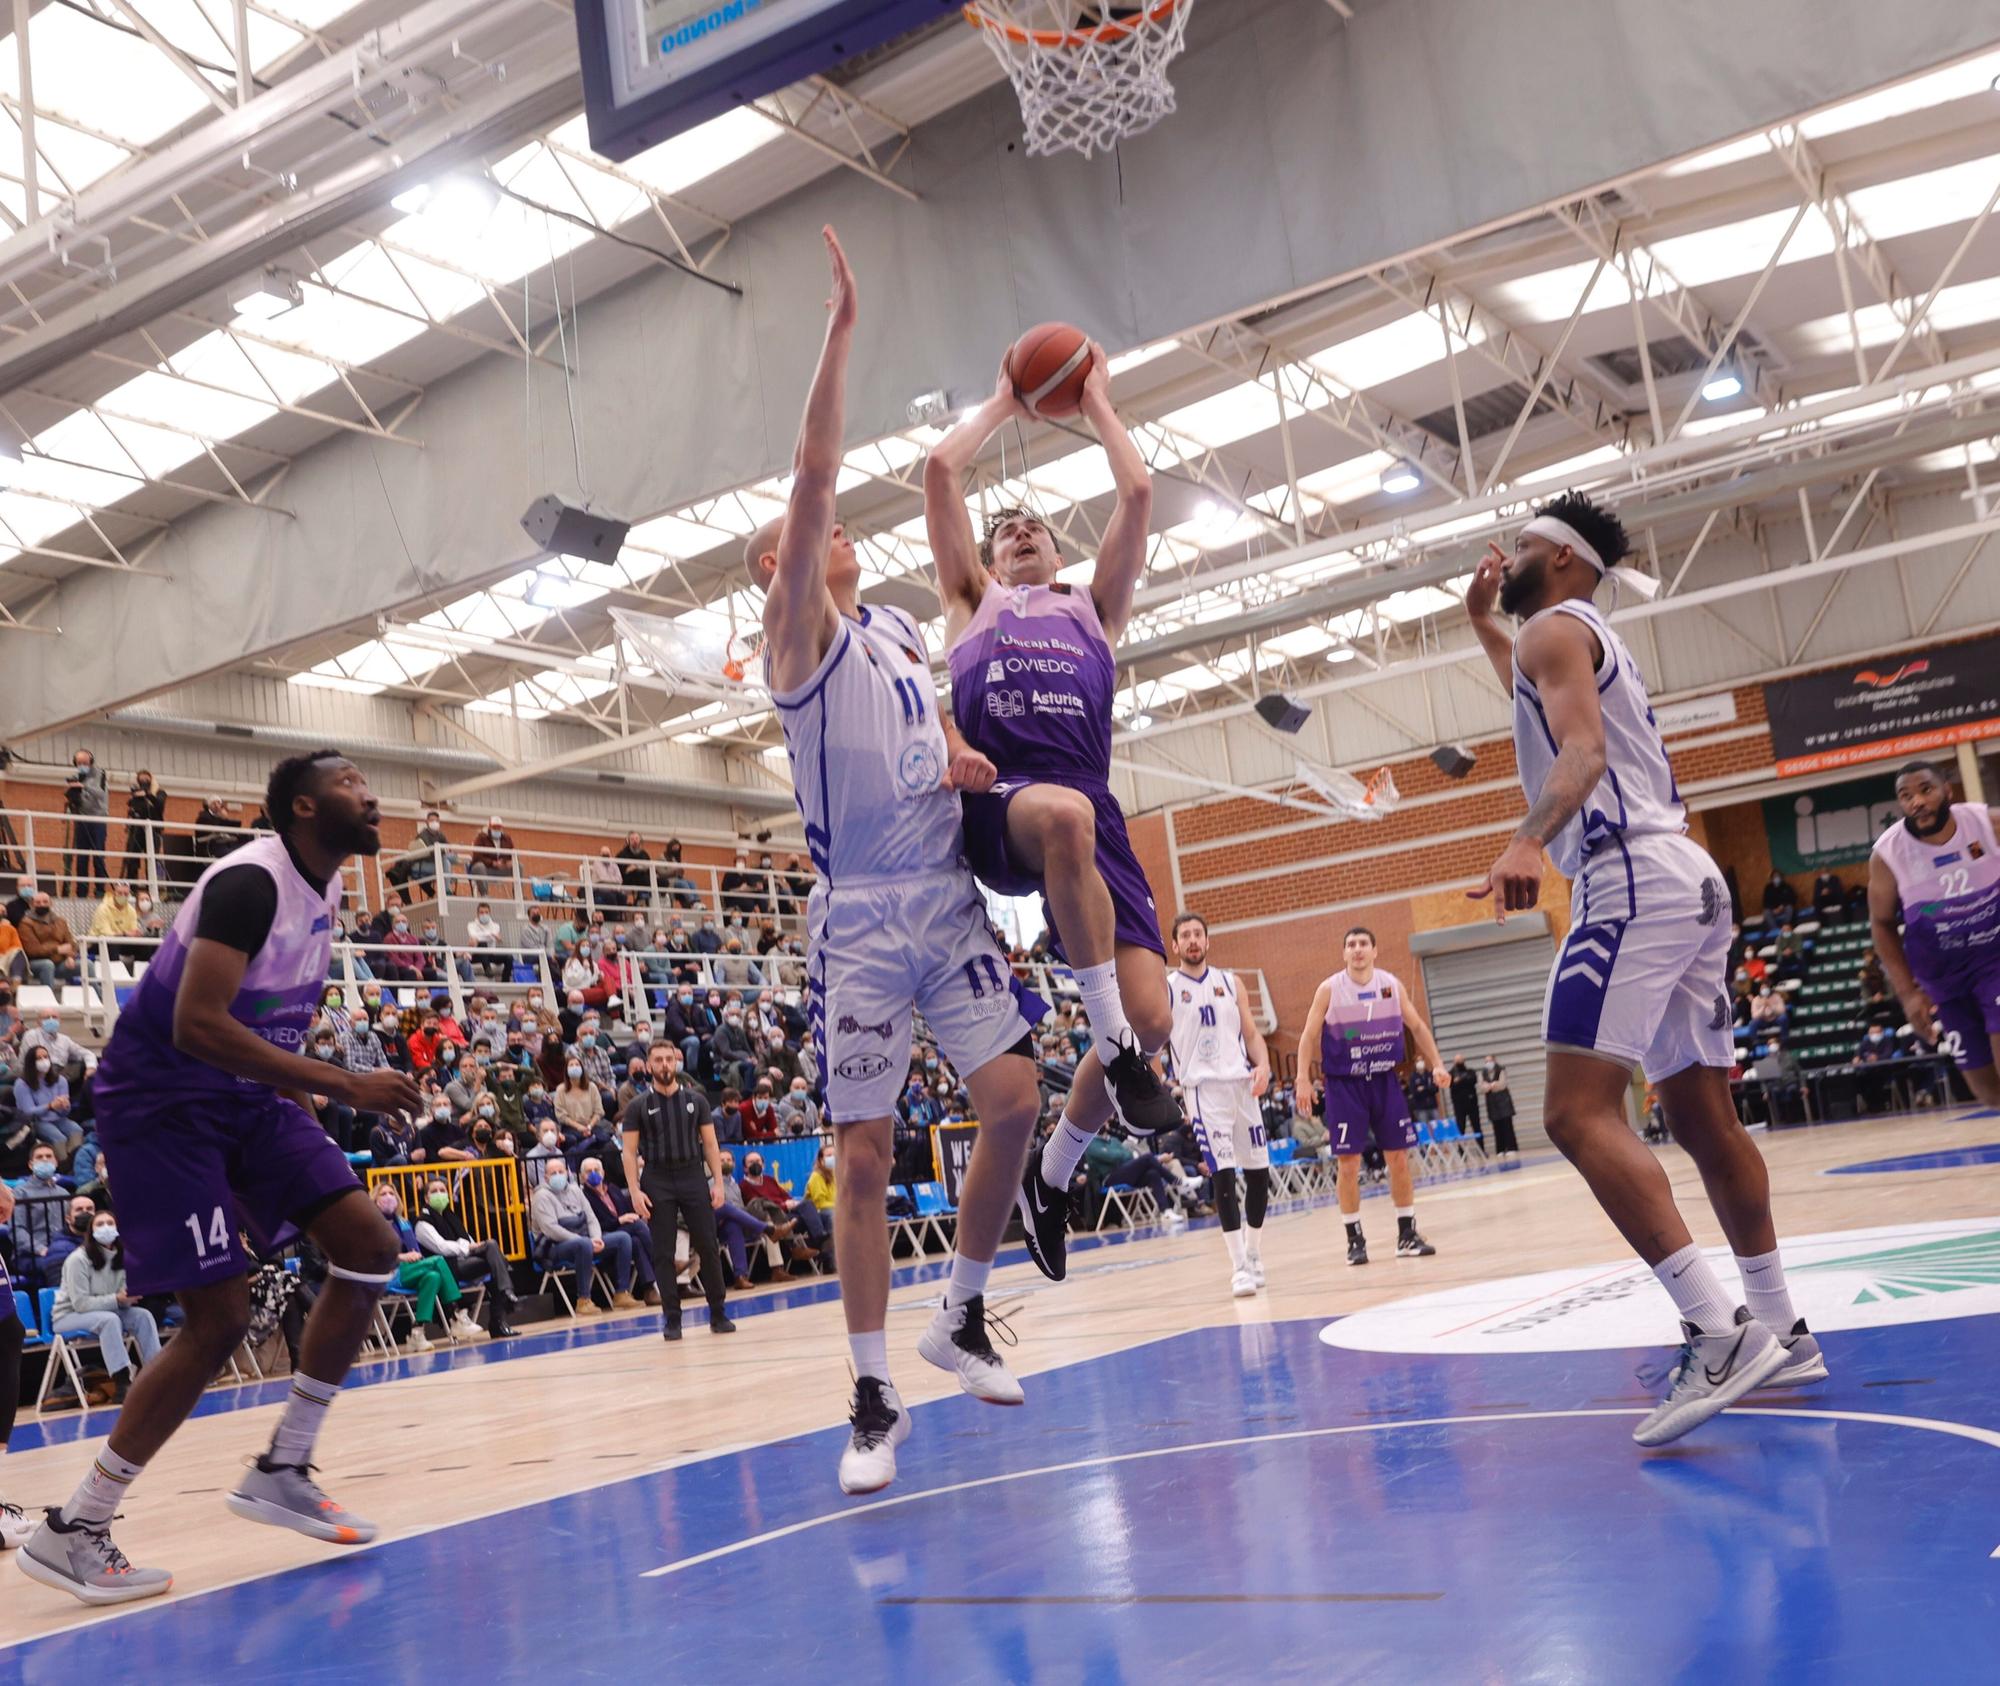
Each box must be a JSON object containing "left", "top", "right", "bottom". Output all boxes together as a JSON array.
[{"left": 1168, "top": 967, "right": 1252, "bottom": 1084}]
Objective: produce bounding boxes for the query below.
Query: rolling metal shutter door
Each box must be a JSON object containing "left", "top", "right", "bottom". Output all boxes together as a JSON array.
[{"left": 1416, "top": 922, "right": 1556, "bottom": 1151}]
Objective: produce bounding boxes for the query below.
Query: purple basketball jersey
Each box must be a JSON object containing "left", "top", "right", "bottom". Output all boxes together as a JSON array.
[
  {"left": 95, "top": 833, "right": 340, "bottom": 1110},
  {"left": 1319, "top": 968, "right": 1409, "bottom": 1079},
  {"left": 947, "top": 580, "right": 1116, "bottom": 779}
]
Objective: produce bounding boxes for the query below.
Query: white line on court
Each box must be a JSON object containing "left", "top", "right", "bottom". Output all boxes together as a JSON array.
[{"left": 639, "top": 1404, "right": 2000, "bottom": 1579}]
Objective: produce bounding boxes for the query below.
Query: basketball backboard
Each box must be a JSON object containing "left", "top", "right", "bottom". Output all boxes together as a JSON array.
[{"left": 575, "top": 0, "right": 957, "bottom": 162}]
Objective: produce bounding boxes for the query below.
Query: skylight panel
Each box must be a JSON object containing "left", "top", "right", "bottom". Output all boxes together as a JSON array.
[
  {"left": 1027, "top": 448, "right": 1118, "bottom": 504},
  {"left": 252, "top": 283, "right": 429, "bottom": 374},
  {"left": 1298, "top": 451, "right": 1397, "bottom": 504},
  {"left": 1485, "top": 260, "right": 1629, "bottom": 327},
  {"left": 1846, "top": 152, "right": 2000, "bottom": 243},
  {"left": 615, "top": 107, "right": 775, "bottom": 197},
  {"left": 1799, "top": 51, "right": 2000, "bottom": 139},
  {"left": 289, "top": 671, "right": 387, "bottom": 696},
  {"left": 1647, "top": 205, "right": 1834, "bottom": 290},
  {"left": 1109, "top": 341, "right": 1176, "bottom": 375},
  {"left": 1, "top": 9, "right": 212, "bottom": 148},
  {"left": 1377, "top": 585, "right": 1460, "bottom": 622},
  {"left": 1661, "top": 135, "right": 1771, "bottom": 178},
  {"left": 1511, "top": 445, "right": 1626, "bottom": 486},
  {"left": 1310, "top": 312, "right": 1466, "bottom": 392},
  {"left": 1157, "top": 381, "right": 1277, "bottom": 450},
  {"left": 104, "top": 365, "right": 278, "bottom": 441}
]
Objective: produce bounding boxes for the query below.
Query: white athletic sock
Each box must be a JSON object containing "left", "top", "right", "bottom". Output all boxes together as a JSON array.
[
  {"left": 62, "top": 1446, "right": 146, "bottom": 1526},
  {"left": 1074, "top": 961, "right": 1132, "bottom": 1060},
  {"left": 1243, "top": 1225, "right": 1262, "bottom": 1262},
  {"left": 1653, "top": 1244, "right": 1737, "bottom": 1336},
  {"left": 1223, "top": 1226, "right": 1249, "bottom": 1270},
  {"left": 1394, "top": 1205, "right": 1416, "bottom": 1222},
  {"left": 944, "top": 1253, "right": 993, "bottom": 1310},
  {"left": 850, "top": 1329, "right": 889, "bottom": 1384},
  {"left": 1342, "top": 1210, "right": 1362, "bottom": 1229},
  {"left": 1734, "top": 1248, "right": 1798, "bottom": 1332},
  {"left": 269, "top": 1373, "right": 340, "bottom": 1467},
  {"left": 1040, "top": 1115, "right": 1099, "bottom": 1187}
]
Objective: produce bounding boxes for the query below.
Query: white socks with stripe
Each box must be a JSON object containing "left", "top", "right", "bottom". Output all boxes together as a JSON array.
[
  {"left": 1074, "top": 961, "right": 1132, "bottom": 1063},
  {"left": 945, "top": 1253, "right": 993, "bottom": 1311},
  {"left": 1653, "top": 1244, "right": 1738, "bottom": 1336},
  {"left": 1734, "top": 1247, "right": 1798, "bottom": 1332},
  {"left": 63, "top": 1446, "right": 145, "bottom": 1526},
  {"left": 1040, "top": 1114, "right": 1098, "bottom": 1187},
  {"left": 270, "top": 1373, "right": 340, "bottom": 1467},
  {"left": 850, "top": 1329, "right": 889, "bottom": 1385}
]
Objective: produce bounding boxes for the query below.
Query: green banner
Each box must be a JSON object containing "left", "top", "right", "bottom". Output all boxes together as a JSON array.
[{"left": 1764, "top": 772, "right": 1901, "bottom": 875}]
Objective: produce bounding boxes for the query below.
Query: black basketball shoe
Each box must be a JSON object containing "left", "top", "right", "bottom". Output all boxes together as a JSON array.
[
  {"left": 1015, "top": 1160, "right": 1070, "bottom": 1282},
  {"left": 1102, "top": 1032, "right": 1182, "bottom": 1136},
  {"left": 1346, "top": 1225, "right": 1369, "bottom": 1267}
]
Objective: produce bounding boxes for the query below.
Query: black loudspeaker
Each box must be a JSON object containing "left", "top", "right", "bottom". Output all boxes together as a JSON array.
[
  {"left": 1431, "top": 743, "right": 1477, "bottom": 779},
  {"left": 1254, "top": 693, "right": 1313, "bottom": 735},
  {"left": 520, "top": 495, "right": 630, "bottom": 566}
]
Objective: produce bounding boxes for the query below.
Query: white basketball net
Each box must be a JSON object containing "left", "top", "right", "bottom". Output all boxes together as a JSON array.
[
  {"left": 1293, "top": 760, "right": 1402, "bottom": 822},
  {"left": 963, "top": 2, "right": 1195, "bottom": 160},
  {"left": 610, "top": 606, "right": 764, "bottom": 702}
]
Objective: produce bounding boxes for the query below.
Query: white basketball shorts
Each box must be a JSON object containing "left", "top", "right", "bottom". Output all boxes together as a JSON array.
[
  {"left": 1542, "top": 830, "right": 1735, "bottom": 1083},
  {"left": 1186, "top": 1077, "right": 1269, "bottom": 1175},
  {"left": 807, "top": 866, "right": 1040, "bottom": 1125}
]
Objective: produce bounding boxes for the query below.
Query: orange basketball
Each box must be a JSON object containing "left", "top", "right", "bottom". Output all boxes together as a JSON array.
[{"left": 1008, "top": 321, "right": 1094, "bottom": 419}]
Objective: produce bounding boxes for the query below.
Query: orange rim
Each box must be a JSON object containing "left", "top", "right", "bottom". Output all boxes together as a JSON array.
[{"left": 962, "top": 1, "right": 1181, "bottom": 49}]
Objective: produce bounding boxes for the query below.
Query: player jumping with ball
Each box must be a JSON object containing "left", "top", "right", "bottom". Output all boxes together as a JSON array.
[{"left": 926, "top": 336, "right": 1183, "bottom": 1285}]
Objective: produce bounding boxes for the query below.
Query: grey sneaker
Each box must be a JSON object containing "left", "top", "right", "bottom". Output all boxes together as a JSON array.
[
  {"left": 226, "top": 1456, "right": 378, "bottom": 1545},
  {"left": 1633, "top": 1308, "right": 1787, "bottom": 1448},
  {"left": 17, "top": 1510, "right": 173, "bottom": 1605},
  {"left": 1760, "top": 1318, "right": 1830, "bottom": 1388}
]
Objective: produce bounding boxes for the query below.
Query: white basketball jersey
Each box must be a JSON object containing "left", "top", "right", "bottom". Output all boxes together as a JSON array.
[
  {"left": 1168, "top": 967, "right": 1251, "bottom": 1084},
  {"left": 769, "top": 605, "right": 963, "bottom": 885},
  {"left": 1512, "top": 598, "right": 1687, "bottom": 877}
]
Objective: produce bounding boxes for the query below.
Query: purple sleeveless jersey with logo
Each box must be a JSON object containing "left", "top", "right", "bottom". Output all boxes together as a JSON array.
[
  {"left": 1873, "top": 803, "right": 2000, "bottom": 1069},
  {"left": 947, "top": 579, "right": 1163, "bottom": 958},
  {"left": 95, "top": 834, "right": 363, "bottom": 1295},
  {"left": 1317, "top": 968, "right": 1417, "bottom": 1156}
]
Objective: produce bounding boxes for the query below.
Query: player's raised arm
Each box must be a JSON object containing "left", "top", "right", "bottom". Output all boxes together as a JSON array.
[
  {"left": 1234, "top": 974, "right": 1272, "bottom": 1096},
  {"left": 1463, "top": 542, "right": 1517, "bottom": 695},
  {"left": 924, "top": 358, "right": 1029, "bottom": 633},
  {"left": 1470, "top": 614, "right": 1605, "bottom": 917},
  {"left": 1077, "top": 343, "right": 1154, "bottom": 642},
  {"left": 1868, "top": 852, "right": 1935, "bottom": 1044},
  {"left": 761, "top": 227, "right": 857, "bottom": 687}
]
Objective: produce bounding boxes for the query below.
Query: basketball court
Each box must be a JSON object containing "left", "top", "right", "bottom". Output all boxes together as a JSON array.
[{"left": 6, "top": 0, "right": 2000, "bottom": 1679}]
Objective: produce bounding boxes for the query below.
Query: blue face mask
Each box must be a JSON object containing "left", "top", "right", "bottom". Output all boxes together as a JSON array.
[
  {"left": 584, "top": 1170, "right": 603, "bottom": 1187},
  {"left": 31, "top": 1161, "right": 57, "bottom": 1181},
  {"left": 578, "top": 1033, "right": 595, "bottom": 1048},
  {"left": 40, "top": 1018, "right": 59, "bottom": 1038},
  {"left": 546, "top": 1172, "right": 570, "bottom": 1194}
]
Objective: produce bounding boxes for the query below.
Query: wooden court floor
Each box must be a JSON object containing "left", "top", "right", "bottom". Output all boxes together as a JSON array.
[{"left": 4, "top": 1104, "right": 1998, "bottom": 1651}]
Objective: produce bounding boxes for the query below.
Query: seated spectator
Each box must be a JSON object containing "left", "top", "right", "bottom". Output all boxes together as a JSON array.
[
  {"left": 805, "top": 1144, "right": 835, "bottom": 1216},
  {"left": 593, "top": 942, "right": 625, "bottom": 1016},
  {"left": 561, "top": 944, "right": 598, "bottom": 1002},
  {"left": 379, "top": 912, "right": 426, "bottom": 982},
  {"left": 528, "top": 1159, "right": 638, "bottom": 1316},
  {"left": 693, "top": 915, "right": 724, "bottom": 960},
  {"left": 719, "top": 851, "right": 760, "bottom": 918},
  {"left": 1761, "top": 870, "right": 1798, "bottom": 919},
  {"left": 710, "top": 1006, "right": 758, "bottom": 1093},
  {"left": 1082, "top": 1129, "right": 1182, "bottom": 1227},
  {"left": 39, "top": 1194, "right": 96, "bottom": 1288},
  {"left": 776, "top": 1076, "right": 820, "bottom": 1137},
  {"left": 0, "top": 915, "right": 23, "bottom": 983},
  {"left": 1812, "top": 868, "right": 1846, "bottom": 917},
  {"left": 1857, "top": 953, "right": 1888, "bottom": 1002},
  {"left": 659, "top": 838, "right": 701, "bottom": 909},
  {"left": 369, "top": 1107, "right": 422, "bottom": 1167},
  {"left": 303, "top": 1024, "right": 358, "bottom": 1151},
  {"left": 780, "top": 854, "right": 813, "bottom": 918},
  {"left": 586, "top": 846, "right": 626, "bottom": 912},
  {"left": 615, "top": 832, "right": 653, "bottom": 900},
  {"left": 616, "top": 1056, "right": 649, "bottom": 1119},
  {"left": 1855, "top": 1023, "right": 1898, "bottom": 1113},
  {"left": 14, "top": 1049, "right": 81, "bottom": 1157},
  {"left": 413, "top": 1176, "right": 521, "bottom": 1336},
  {"left": 372, "top": 1184, "right": 475, "bottom": 1350},
  {"left": 18, "top": 893, "right": 79, "bottom": 986},
  {"left": 1862, "top": 988, "right": 1900, "bottom": 1031},
  {"left": 523, "top": 1080, "right": 556, "bottom": 1134},
  {"left": 740, "top": 1079, "right": 783, "bottom": 1142},
  {"left": 739, "top": 1149, "right": 829, "bottom": 1265},
  {"left": 467, "top": 901, "right": 509, "bottom": 981},
  {"left": 86, "top": 882, "right": 146, "bottom": 964},
  {"left": 1750, "top": 986, "right": 1788, "bottom": 1031},
  {"left": 469, "top": 815, "right": 515, "bottom": 888},
  {"left": 419, "top": 1092, "right": 472, "bottom": 1162},
  {"left": 578, "top": 1156, "right": 660, "bottom": 1305},
  {"left": 574, "top": 1014, "right": 617, "bottom": 1095},
  {"left": 53, "top": 1211, "right": 161, "bottom": 1402},
  {"left": 555, "top": 1060, "right": 604, "bottom": 1140},
  {"left": 710, "top": 1162, "right": 783, "bottom": 1290},
  {"left": 520, "top": 903, "right": 553, "bottom": 955}
]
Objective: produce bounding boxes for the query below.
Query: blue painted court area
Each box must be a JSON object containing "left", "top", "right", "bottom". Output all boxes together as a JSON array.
[
  {"left": 1828, "top": 1141, "right": 2000, "bottom": 1174},
  {"left": 5, "top": 1311, "right": 1997, "bottom": 1683}
]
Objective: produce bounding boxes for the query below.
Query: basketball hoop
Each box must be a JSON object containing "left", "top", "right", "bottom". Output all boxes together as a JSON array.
[
  {"left": 611, "top": 607, "right": 765, "bottom": 701},
  {"left": 1294, "top": 760, "right": 1402, "bottom": 822},
  {"left": 962, "top": 2, "right": 1194, "bottom": 160}
]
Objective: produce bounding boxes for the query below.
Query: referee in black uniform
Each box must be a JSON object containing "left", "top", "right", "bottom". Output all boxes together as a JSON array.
[{"left": 621, "top": 1042, "right": 736, "bottom": 1340}]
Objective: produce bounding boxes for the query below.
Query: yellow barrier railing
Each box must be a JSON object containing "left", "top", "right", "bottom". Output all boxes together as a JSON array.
[{"left": 366, "top": 1157, "right": 529, "bottom": 1262}]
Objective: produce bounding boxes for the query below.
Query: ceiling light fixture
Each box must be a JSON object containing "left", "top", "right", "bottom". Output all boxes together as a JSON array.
[
  {"left": 229, "top": 267, "right": 303, "bottom": 320},
  {"left": 1380, "top": 461, "right": 1421, "bottom": 495},
  {"left": 1700, "top": 370, "right": 1744, "bottom": 402}
]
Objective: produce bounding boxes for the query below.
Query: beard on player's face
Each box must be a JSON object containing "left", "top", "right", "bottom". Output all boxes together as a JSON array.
[
  {"left": 310, "top": 763, "right": 383, "bottom": 858},
  {"left": 1497, "top": 548, "right": 1548, "bottom": 617},
  {"left": 1177, "top": 931, "right": 1207, "bottom": 966},
  {"left": 1900, "top": 782, "right": 1951, "bottom": 835}
]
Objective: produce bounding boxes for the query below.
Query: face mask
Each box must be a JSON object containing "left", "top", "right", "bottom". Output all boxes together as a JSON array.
[
  {"left": 31, "top": 1060, "right": 51, "bottom": 1080},
  {"left": 478, "top": 1104, "right": 495, "bottom": 1120},
  {"left": 678, "top": 993, "right": 692, "bottom": 1005},
  {"left": 542, "top": 1130, "right": 559, "bottom": 1148},
  {"left": 754, "top": 1099, "right": 771, "bottom": 1112},
  {"left": 434, "top": 1105, "right": 451, "bottom": 1121},
  {"left": 822, "top": 1156, "right": 835, "bottom": 1172},
  {"left": 377, "top": 1201, "right": 398, "bottom": 1218},
  {"left": 315, "top": 1042, "right": 335, "bottom": 1057},
  {"left": 394, "top": 922, "right": 409, "bottom": 934},
  {"left": 578, "top": 1033, "right": 595, "bottom": 1048},
  {"left": 528, "top": 995, "right": 543, "bottom": 1008},
  {"left": 41, "top": 1018, "right": 59, "bottom": 1038},
  {"left": 529, "top": 1088, "right": 545, "bottom": 1101},
  {"left": 427, "top": 1191, "right": 449, "bottom": 1213},
  {"left": 381, "top": 1017, "right": 398, "bottom": 1032},
  {"left": 635, "top": 1027, "right": 652, "bottom": 1042},
  {"left": 476, "top": 1054, "right": 492, "bottom": 1068},
  {"left": 585, "top": 1170, "right": 603, "bottom": 1187},
  {"left": 567, "top": 1063, "right": 583, "bottom": 1079},
  {"left": 137, "top": 898, "right": 152, "bottom": 912},
  {"left": 545, "top": 1172, "right": 569, "bottom": 1193},
  {"left": 31, "top": 1162, "right": 56, "bottom": 1181}
]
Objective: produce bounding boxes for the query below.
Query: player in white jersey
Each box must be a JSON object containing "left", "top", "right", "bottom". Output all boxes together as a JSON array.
[
  {"left": 742, "top": 229, "right": 1047, "bottom": 1496},
  {"left": 1165, "top": 913, "right": 1274, "bottom": 1297},
  {"left": 1870, "top": 761, "right": 2000, "bottom": 1103},
  {"left": 1467, "top": 491, "right": 1821, "bottom": 1448}
]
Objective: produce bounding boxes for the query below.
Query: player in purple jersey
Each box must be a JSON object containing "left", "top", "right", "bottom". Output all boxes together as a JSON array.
[
  {"left": 18, "top": 751, "right": 421, "bottom": 1607},
  {"left": 1870, "top": 761, "right": 2000, "bottom": 1103},
  {"left": 1295, "top": 926, "right": 1441, "bottom": 1265},
  {"left": 926, "top": 347, "right": 1183, "bottom": 1282}
]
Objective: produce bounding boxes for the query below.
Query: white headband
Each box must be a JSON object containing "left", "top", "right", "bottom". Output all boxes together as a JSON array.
[
  {"left": 1521, "top": 514, "right": 1604, "bottom": 574},
  {"left": 1519, "top": 513, "right": 1661, "bottom": 600}
]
